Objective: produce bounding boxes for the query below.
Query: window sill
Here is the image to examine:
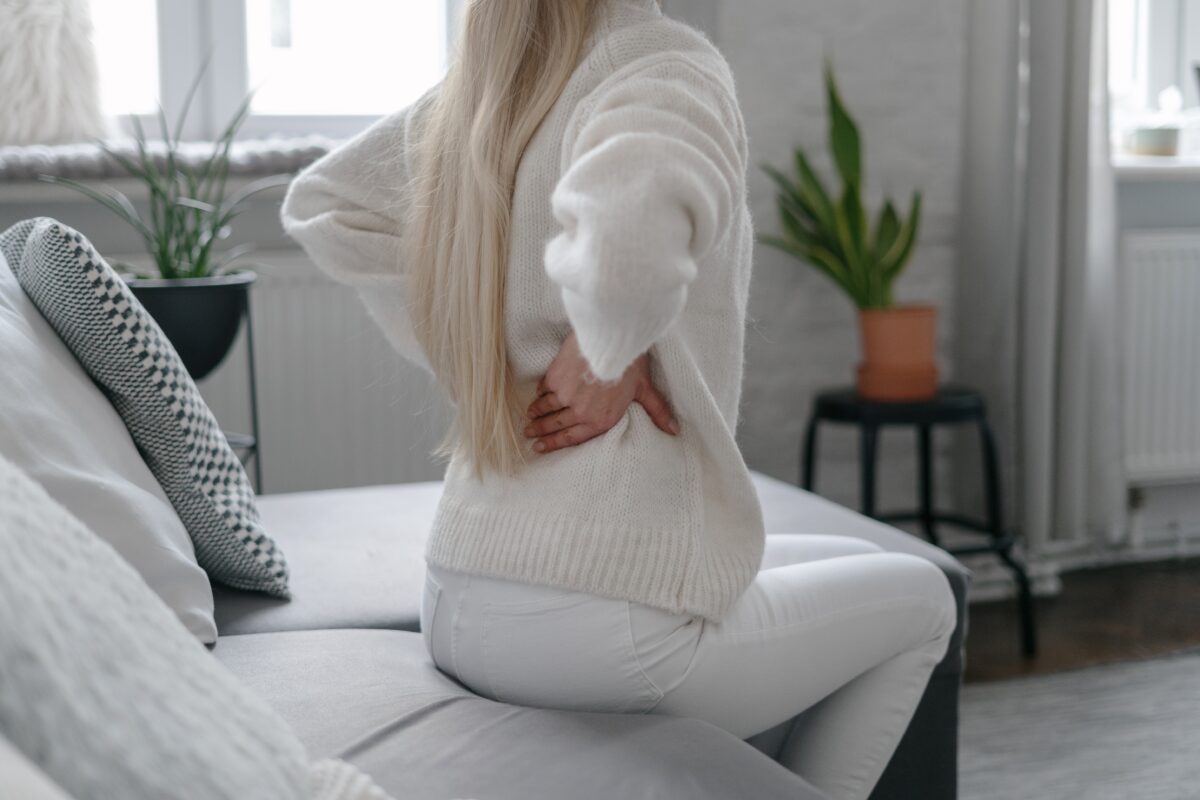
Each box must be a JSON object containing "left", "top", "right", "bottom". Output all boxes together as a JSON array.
[
  {"left": 1113, "top": 154, "right": 1200, "bottom": 181},
  {"left": 0, "top": 135, "right": 339, "bottom": 185}
]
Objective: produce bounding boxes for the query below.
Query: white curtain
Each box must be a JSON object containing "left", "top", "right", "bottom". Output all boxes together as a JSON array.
[{"left": 956, "top": 0, "right": 1125, "bottom": 567}]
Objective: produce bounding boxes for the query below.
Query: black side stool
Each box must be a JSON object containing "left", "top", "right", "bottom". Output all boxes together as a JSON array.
[{"left": 801, "top": 385, "right": 1037, "bottom": 657}]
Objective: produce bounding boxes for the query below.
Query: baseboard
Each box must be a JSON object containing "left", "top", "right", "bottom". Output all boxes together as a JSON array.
[{"left": 964, "top": 529, "right": 1200, "bottom": 604}]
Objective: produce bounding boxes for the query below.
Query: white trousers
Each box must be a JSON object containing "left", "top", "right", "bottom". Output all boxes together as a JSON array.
[{"left": 421, "top": 535, "right": 957, "bottom": 800}]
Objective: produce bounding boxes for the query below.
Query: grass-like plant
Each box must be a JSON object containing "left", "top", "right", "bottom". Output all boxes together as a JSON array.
[
  {"left": 759, "top": 63, "right": 922, "bottom": 309},
  {"left": 40, "top": 65, "right": 289, "bottom": 280}
]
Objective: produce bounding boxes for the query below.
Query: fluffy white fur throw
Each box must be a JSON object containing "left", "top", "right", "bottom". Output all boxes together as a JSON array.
[{"left": 0, "top": 0, "right": 108, "bottom": 145}]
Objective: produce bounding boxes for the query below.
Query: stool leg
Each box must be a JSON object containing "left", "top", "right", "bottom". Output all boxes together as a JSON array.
[
  {"left": 861, "top": 423, "right": 879, "bottom": 518},
  {"left": 917, "top": 424, "right": 940, "bottom": 547},
  {"left": 980, "top": 418, "right": 1037, "bottom": 657},
  {"left": 801, "top": 418, "right": 819, "bottom": 491}
]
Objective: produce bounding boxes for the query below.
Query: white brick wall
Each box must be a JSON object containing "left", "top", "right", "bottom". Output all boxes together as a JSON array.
[{"left": 706, "top": 0, "right": 967, "bottom": 511}]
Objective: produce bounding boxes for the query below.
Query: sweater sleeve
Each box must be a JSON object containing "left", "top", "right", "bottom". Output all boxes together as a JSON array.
[
  {"left": 280, "top": 101, "right": 432, "bottom": 373},
  {"left": 544, "top": 54, "right": 746, "bottom": 382}
]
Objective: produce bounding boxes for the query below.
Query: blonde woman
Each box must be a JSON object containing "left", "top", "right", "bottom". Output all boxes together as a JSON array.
[{"left": 281, "top": 1, "right": 955, "bottom": 798}]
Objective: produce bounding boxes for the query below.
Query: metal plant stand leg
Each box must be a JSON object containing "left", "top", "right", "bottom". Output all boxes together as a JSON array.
[
  {"left": 980, "top": 417, "right": 1036, "bottom": 657},
  {"left": 243, "top": 292, "right": 263, "bottom": 493}
]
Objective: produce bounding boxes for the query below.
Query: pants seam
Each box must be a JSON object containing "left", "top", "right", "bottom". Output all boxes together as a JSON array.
[{"left": 450, "top": 574, "right": 470, "bottom": 683}]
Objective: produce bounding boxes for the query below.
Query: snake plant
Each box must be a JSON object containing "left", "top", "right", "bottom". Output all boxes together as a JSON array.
[{"left": 759, "top": 63, "right": 922, "bottom": 310}]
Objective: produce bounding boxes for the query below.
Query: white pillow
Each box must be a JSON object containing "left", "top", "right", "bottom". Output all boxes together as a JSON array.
[
  {"left": 0, "top": 453, "right": 393, "bottom": 800},
  {"left": 0, "top": 734, "right": 72, "bottom": 800},
  {"left": 0, "top": 247, "right": 216, "bottom": 642}
]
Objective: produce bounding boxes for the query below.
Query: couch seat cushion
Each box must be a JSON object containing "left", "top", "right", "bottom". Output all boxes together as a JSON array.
[
  {"left": 214, "top": 483, "right": 442, "bottom": 635},
  {"left": 214, "top": 628, "right": 825, "bottom": 800},
  {"left": 215, "top": 471, "right": 969, "bottom": 655}
]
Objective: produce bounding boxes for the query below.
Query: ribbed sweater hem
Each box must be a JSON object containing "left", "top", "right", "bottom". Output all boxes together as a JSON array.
[{"left": 425, "top": 496, "right": 761, "bottom": 622}]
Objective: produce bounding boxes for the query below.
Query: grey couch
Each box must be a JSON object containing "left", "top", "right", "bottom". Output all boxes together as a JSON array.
[{"left": 212, "top": 471, "right": 970, "bottom": 800}]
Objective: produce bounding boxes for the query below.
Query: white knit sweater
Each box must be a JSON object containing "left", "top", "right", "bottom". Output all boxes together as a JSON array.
[{"left": 281, "top": 0, "right": 763, "bottom": 621}]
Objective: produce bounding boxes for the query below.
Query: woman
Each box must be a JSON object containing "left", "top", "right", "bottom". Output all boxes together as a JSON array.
[{"left": 281, "top": 1, "right": 956, "bottom": 798}]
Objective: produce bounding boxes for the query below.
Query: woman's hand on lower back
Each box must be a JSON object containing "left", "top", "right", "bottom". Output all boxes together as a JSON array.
[{"left": 524, "top": 331, "right": 679, "bottom": 454}]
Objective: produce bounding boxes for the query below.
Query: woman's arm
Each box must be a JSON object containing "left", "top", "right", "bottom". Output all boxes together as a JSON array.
[
  {"left": 280, "top": 98, "right": 432, "bottom": 372},
  {"left": 544, "top": 52, "right": 747, "bottom": 383}
]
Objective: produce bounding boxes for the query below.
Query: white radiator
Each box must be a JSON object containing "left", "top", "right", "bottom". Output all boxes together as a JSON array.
[
  {"left": 1122, "top": 231, "right": 1200, "bottom": 484},
  {"left": 198, "top": 250, "right": 450, "bottom": 494}
]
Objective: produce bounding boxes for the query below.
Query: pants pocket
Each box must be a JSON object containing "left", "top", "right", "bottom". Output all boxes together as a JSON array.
[{"left": 480, "top": 590, "right": 665, "bottom": 714}]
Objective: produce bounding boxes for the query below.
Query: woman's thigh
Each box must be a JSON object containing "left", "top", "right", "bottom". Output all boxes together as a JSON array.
[
  {"left": 760, "top": 533, "right": 884, "bottom": 570},
  {"left": 652, "top": 551, "right": 956, "bottom": 739}
]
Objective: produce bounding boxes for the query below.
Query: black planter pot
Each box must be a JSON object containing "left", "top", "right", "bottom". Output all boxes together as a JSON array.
[{"left": 126, "top": 271, "right": 256, "bottom": 381}]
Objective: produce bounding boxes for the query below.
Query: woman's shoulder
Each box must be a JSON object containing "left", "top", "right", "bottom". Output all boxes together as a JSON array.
[{"left": 583, "top": 9, "right": 739, "bottom": 110}]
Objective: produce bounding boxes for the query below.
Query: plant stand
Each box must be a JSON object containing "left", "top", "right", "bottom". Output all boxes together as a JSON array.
[{"left": 222, "top": 290, "right": 263, "bottom": 493}]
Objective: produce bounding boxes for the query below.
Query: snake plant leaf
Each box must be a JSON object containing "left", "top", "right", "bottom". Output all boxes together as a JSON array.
[
  {"left": 778, "top": 197, "right": 816, "bottom": 247},
  {"left": 834, "top": 185, "right": 868, "bottom": 288},
  {"left": 793, "top": 149, "right": 838, "bottom": 238},
  {"left": 759, "top": 235, "right": 854, "bottom": 295},
  {"left": 762, "top": 163, "right": 805, "bottom": 210},
  {"left": 764, "top": 163, "right": 842, "bottom": 253},
  {"left": 880, "top": 191, "right": 923, "bottom": 280},
  {"left": 873, "top": 200, "right": 901, "bottom": 263},
  {"left": 803, "top": 242, "right": 856, "bottom": 293},
  {"left": 825, "top": 61, "right": 862, "bottom": 192}
]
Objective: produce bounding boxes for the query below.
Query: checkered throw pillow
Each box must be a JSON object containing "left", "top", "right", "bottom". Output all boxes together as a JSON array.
[{"left": 0, "top": 218, "right": 289, "bottom": 598}]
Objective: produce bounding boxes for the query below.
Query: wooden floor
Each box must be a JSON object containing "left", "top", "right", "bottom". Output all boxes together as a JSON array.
[{"left": 964, "top": 557, "right": 1200, "bottom": 683}]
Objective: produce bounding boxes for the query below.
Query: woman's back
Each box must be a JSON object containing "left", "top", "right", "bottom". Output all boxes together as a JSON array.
[
  {"left": 283, "top": 0, "right": 763, "bottom": 621},
  {"left": 429, "top": 0, "right": 763, "bottom": 620}
]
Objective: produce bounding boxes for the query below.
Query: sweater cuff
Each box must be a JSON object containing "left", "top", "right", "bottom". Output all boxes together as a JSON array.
[{"left": 561, "top": 284, "right": 687, "bottom": 382}]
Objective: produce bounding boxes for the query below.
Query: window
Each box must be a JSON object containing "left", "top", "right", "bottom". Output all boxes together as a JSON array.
[
  {"left": 91, "top": 0, "right": 159, "bottom": 116},
  {"left": 1107, "top": 0, "right": 1200, "bottom": 158},
  {"left": 90, "top": 0, "right": 455, "bottom": 141},
  {"left": 245, "top": 0, "right": 447, "bottom": 116}
]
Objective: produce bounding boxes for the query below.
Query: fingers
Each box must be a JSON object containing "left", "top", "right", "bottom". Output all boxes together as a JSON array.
[
  {"left": 533, "top": 424, "right": 601, "bottom": 454},
  {"left": 527, "top": 390, "right": 565, "bottom": 420},
  {"left": 524, "top": 407, "right": 578, "bottom": 438},
  {"left": 635, "top": 383, "right": 680, "bottom": 435}
]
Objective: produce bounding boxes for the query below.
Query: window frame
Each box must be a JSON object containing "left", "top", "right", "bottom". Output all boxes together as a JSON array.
[{"left": 111, "top": 0, "right": 458, "bottom": 142}]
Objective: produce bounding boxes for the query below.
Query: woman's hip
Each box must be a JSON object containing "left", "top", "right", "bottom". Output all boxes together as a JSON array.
[{"left": 421, "top": 563, "right": 701, "bottom": 714}]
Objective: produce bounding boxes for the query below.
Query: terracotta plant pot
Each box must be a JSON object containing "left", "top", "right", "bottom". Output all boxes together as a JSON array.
[{"left": 856, "top": 305, "right": 938, "bottom": 401}]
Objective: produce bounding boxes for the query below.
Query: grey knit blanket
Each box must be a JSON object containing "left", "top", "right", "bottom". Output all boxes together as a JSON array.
[{"left": 0, "top": 136, "right": 337, "bottom": 182}]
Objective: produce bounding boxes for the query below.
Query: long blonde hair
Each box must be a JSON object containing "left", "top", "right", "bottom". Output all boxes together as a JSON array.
[{"left": 406, "top": 0, "right": 604, "bottom": 479}]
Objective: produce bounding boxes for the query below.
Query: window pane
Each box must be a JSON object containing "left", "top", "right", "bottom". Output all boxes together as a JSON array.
[
  {"left": 91, "top": 0, "right": 159, "bottom": 116},
  {"left": 246, "top": 0, "right": 447, "bottom": 116},
  {"left": 1109, "top": 0, "right": 1142, "bottom": 100}
]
